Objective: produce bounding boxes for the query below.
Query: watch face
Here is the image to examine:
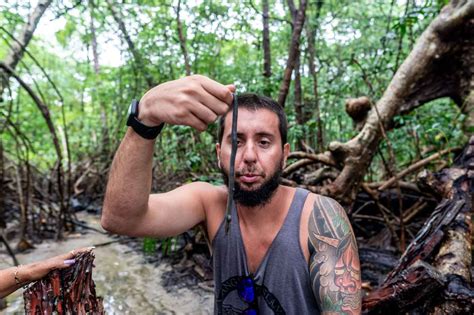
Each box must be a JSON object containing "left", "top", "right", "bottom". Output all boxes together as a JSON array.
[{"left": 128, "top": 100, "right": 139, "bottom": 117}]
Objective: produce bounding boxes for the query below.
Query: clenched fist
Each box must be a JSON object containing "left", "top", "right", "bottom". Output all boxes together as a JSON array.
[{"left": 138, "top": 75, "right": 235, "bottom": 132}]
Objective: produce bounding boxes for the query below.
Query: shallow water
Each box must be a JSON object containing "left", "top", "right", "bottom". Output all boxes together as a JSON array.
[{"left": 0, "top": 214, "right": 213, "bottom": 314}]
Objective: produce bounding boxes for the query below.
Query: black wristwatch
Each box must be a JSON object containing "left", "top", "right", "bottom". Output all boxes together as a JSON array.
[{"left": 126, "top": 99, "right": 164, "bottom": 139}]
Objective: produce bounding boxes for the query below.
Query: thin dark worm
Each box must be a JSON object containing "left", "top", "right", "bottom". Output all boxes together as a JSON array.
[{"left": 225, "top": 94, "right": 238, "bottom": 234}]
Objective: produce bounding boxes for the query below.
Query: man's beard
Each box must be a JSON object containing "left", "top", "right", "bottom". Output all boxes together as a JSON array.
[{"left": 221, "top": 164, "right": 282, "bottom": 207}]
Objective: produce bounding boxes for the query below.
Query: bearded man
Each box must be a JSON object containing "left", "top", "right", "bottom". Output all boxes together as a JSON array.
[{"left": 102, "top": 75, "right": 361, "bottom": 314}]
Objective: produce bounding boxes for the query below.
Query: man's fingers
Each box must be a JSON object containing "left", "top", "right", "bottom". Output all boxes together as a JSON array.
[
  {"left": 197, "top": 89, "right": 230, "bottom": 116},
  {"left": 64, "top": 246, "right": 95, "bottom": 259},
  {"left": 225, "top": 84, "right": 236, "bottom": 93},
  {"left": 186, "top": 112, "right": 209, "bottom": 132},
  {"left": 190, "top": 102, "right": 219, "bottom": 124},
  {"left": 198, "top": 76, "right": 234, "bottom": 105},
  {"left": 140, "top": 75, "right": 234, "bottom": 129}
]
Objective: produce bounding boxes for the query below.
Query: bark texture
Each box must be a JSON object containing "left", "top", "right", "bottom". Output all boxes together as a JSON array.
[
  {"left": 362, "top": 135, "right": 474, "bottom": 314},
  {"left": 363, "top": 261, "right": 445, "bottom": 314},
  {"left": 277, "top": 0, "right": 307, "bottom": 107},
  {"left": 24, "top": 251, "right": 103, "bottom": 314},
  {"left": 305, "top": 4, "right": 324, "bottom": 151},
  {"left": 287, "top": 0, "right": 304, "bottom": 127}
]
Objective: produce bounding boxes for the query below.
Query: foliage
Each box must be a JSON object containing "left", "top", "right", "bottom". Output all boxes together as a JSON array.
[{"left": 0, "top": 0, "right": 467, "bottom": 185}]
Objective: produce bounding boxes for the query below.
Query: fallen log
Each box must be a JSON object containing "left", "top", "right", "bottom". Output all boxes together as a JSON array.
[
  {"left": 383, "top": 198, "right": 465, "bottom": 283},
  {"left": 362, "top": 136, "right": 474, "bottom": 313},
  {"left": 431, "top": 136, "right": 474, "bottom": 314},
  {"left": 363, "top": 261, "right": 445, "bottom": 314}
]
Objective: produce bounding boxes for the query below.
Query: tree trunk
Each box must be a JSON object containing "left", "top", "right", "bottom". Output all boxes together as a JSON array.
[
  {"left": 287, "top": 0, "right": 304, "bottom": 127},
  {"left": 306, "top": 0, "right": 324, "bottom": 151},
  {"left": 176, "top": 0, "right": 192, "bottom": 76},
  {"left": 0, "top": 0, "right": 53, "bottom": 97},
  {"left": 277, "top": 0, "right": 308, "bottom": 107},
  {"left": 0, "top": 62, "right": 66, "bottom": 238},
  {"left": 14, "top": 163, "right": 28, "bottom": 242},
  {"left": 322, "top": 0, "right": 474, "bottom": 204},
  {"left": 262, "top": 0, "right": 272, "bottom": 78},
  {"left": 106, "top": 0, "right": 154, "bottom": 88},
  {"left": 294, "top": 54, "right": 304, "bottom": 125},
  {"left": 89, "top": 0, "right": 110, "bottom": 156}
]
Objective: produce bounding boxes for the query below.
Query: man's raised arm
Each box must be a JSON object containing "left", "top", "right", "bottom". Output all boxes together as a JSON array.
[
  {"left": 101, "top": 75, "right": 234, "bottom": 237},
  {"left": 308, "top": 196, "right": 362, "bottom": 314}
]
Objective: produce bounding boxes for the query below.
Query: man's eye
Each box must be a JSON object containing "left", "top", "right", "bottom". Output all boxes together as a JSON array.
[{"left": 260, "top": 140, "right": 270, "bottom": 147}]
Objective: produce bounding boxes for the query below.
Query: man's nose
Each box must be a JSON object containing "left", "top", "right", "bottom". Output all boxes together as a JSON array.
[{"left": 242, "top": 142, "right": 257, "bottom": 163}]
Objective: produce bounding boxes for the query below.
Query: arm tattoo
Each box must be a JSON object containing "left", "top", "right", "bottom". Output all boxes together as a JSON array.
[{"left": 308, "top": 196, "right": 361, "bottom": 314}]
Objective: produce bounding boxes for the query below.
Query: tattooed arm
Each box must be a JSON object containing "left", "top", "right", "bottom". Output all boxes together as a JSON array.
[{"left": 308, "top": 196, "right": 361, "bottom": 315}]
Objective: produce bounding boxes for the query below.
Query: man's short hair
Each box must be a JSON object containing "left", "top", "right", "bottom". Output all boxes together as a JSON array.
[{"left": 218, "top": 93, "right": 288, "bottom": 146}]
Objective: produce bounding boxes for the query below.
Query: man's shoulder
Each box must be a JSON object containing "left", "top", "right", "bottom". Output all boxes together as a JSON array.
[
  {"left": 180, "top": 181, "right": 227, "bottom": 204},
  {"left": 308, "top": 193, "right": 343, "bottom": 210},
  {"left": 308, "top": 193, "right": 353, "bottom": 239},
  {"left": 179, "top": 181, "right": 222, "bottom": 193}
]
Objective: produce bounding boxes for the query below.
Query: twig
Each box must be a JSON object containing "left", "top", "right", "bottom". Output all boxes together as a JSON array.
[
  {"left": 361, "top": 183, "right": 400, "bottom": 245},
  {"left": 378, "top": 147, "right": 459, "bottom": 191},
  {"left": 281, "top": 177, "right": 297, "bottom": 186},
  {"left": 400, "top": 199, "right": 426, "bottom": 223},
  {"left": 280, "top": 177, "right": 321, "bottom": 193},
  {"left": 367, "top": 180, "right": 420, "bottom": 192},
  {"left": 283, "top": 158, "right": 313, "bottom": 176},
  {"left": 0, "top": 233, "right": 19, "bottom": 265},
  {"left": 353, "top": 214, "right": 386, "bottom": 223},
  {"left": 351, "top": 200, "right": 375, "bottom": 216},
  {"left": 66, "top": 219, "right": 107, "bottom": 235},
  {"left": 287, "top": 151, "right": 337, "bottom": 166},
  {"left": 353, "top": 56, "right": 406, "bottom": 250}
]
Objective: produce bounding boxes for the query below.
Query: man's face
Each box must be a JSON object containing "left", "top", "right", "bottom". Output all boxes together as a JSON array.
[{"left": 216, "top": 108, "right": 289, "bottom": 207}]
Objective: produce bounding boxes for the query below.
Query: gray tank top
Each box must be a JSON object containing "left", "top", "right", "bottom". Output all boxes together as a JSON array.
[{"left": 212, "top": 188, "right": 320, "bottom": 314}]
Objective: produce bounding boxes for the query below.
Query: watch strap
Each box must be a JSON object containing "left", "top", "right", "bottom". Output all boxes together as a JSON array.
[{"left": 126, "top": 99, "right": 165, "bottom": 139}]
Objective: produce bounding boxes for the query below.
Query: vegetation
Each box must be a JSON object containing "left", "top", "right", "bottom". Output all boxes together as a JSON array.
[
  {"left": 1, "top": 0, "right": 473, "bottom": 313},
  {"left": 0, "top": 0, "right": 466, "bottom": 178}
]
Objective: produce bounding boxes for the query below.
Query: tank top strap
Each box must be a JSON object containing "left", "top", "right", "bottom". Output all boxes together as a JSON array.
[{"left": 282, "top": 187, "right": 310, "bottom": 229}]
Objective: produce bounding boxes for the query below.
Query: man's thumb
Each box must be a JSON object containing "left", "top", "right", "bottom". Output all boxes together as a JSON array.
[{"left": 226, "top": 84, "right": 236, "bottom": 93}]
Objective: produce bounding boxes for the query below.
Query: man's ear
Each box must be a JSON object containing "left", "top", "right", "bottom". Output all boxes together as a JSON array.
[
  {"left": 282, "top": 143, "right": 290, "bottom": 169},
  {"left": 216, "top": 143, "right": 221, "bottom": 169}
]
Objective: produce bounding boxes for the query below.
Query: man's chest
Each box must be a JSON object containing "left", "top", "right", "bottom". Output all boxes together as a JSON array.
[{"left": 240, "top": 225, "right": 280, "bottom": 274}]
